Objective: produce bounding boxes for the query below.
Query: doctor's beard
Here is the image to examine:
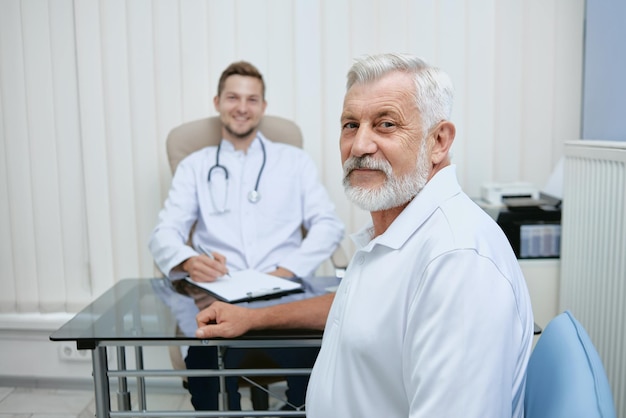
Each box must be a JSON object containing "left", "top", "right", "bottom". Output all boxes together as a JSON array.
[
  {"left": 343, "top": 139, "right": 431, "bottom": 212},
  {"left": 224, "top": 123, "right": 257, "bottom": 140}
]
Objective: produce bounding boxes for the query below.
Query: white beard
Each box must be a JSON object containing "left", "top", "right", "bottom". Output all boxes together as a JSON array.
[{"left": 343, "top": 139, "right": 430, "bottom": 212}]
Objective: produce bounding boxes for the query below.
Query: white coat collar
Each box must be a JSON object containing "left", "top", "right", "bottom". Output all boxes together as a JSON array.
[{"left": 219, "top": 132, "right": 268, "bottom": 154}]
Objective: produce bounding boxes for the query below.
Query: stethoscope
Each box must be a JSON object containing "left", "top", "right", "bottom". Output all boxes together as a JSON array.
[{"left": 208, "top": 137, "right": 266, "bottom": 214}]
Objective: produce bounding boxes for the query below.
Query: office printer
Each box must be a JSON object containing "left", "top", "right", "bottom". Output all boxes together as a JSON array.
[{"left": 477, "top": 182, "right": 562, "bottom": 259}]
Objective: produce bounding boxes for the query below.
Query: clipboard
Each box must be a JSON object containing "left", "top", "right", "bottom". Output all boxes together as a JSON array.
[{"left": 184, "top": 269, "right": 303, "bottom": 303}]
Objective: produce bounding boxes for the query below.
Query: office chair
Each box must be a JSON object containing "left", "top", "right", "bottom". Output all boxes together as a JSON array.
[
  {"left": 165, "top": 115, "right": 346, "bottom": 410},
  {"left": 524, "top": 310, "right": 616, "bottom": 418}
]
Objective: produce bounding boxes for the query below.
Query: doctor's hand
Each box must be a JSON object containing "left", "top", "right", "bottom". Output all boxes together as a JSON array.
[
  {"left": 195, "top": 301, "right": 252, "bottom": 339},
  {"left": 268, "top": 266, "right": 295, "bottom": 278},
  {"left": 182, "top": 252, "right": 229, "bottom": 282}
]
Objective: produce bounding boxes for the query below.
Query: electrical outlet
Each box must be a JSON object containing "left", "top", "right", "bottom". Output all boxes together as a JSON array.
[{"left": 58, "top": 342, "right": 91, "bottom": 362}]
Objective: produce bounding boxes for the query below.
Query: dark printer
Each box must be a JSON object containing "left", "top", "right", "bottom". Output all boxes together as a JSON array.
[{"left": 478, "top": 182, "right": 561, "bottom": 259}]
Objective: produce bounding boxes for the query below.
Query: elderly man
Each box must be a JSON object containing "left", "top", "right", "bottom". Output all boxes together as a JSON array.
[{"left": 195, "top": 53, "right": 534, "bottom": 417}]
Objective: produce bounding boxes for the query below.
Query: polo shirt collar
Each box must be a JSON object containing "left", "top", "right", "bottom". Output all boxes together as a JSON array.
[{"left": 351, "top": 165, "right": 462, "bottom": 252}]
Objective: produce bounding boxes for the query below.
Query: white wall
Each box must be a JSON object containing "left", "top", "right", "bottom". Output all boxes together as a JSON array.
[
  {"left": 582, "top": 0, "right": 626, "bottom": 140},
  {"left": 0, "top": 0, "right": 584, "bottom": 382}
]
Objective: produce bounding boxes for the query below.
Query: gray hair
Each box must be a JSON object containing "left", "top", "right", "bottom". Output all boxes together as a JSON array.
[{"left": 346, "top": 53, "right": 454, "bottom": 132}]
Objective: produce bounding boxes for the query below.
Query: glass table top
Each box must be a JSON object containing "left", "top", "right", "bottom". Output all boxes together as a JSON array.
[{"left": 50, "top": 277, "right": 336, "bottom": 348}]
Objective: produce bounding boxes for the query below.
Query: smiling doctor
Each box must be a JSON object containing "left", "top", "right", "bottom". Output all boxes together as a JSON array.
[{"left": 149, "top": 60, "right": 344, "bottom": 411}]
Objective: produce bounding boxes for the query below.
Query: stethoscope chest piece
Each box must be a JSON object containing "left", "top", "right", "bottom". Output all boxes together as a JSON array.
[
  {"left": 247, "top": 190, "right": 261, "bottom": 203},
  {"left": 209, "top": 137, "right": 266, "bottom": 212}
]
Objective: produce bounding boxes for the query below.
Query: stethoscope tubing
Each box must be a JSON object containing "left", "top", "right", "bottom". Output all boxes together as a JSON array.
[{"left": 207, "top": 137, "right": 267, "bottom": 213}]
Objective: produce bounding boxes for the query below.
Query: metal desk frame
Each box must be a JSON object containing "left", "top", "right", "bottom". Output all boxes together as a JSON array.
[{"left": 51, "top": 278, "right": 331, "bottom": 418}]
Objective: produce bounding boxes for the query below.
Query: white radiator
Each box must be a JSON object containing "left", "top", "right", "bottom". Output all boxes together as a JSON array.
[{"left": 561, "top": 140, "right": 626, "bottom": 416}]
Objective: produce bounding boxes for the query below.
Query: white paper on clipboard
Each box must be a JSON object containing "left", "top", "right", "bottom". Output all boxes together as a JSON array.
[{"left": 185, "top": 269, "right": 303, "bottom": 303}]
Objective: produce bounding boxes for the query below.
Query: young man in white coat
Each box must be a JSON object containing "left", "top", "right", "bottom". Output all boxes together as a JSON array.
[{"left": 149, "top": 61, "right": 344, "bottom": 411}]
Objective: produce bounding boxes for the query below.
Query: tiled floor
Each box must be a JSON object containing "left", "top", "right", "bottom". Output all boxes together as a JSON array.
[
  {"left": 0, "top": 386, "right": 99, "bottom": 418},
  {"left": 0, "top": 386, "right": 192, "bottom": 418},
  {"left": 0, "top": 384, "right": 287, "bottom": 418}
]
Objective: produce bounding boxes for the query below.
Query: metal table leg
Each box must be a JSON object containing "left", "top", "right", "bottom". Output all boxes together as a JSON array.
[
  {"left": 135, "top": 346, "right": 147, "bottom": 411},
  {"left": 116, "top": 347, "right": 131, "bottom": 411},
  {"left": 92, "top": 346, "right": 111, "bottom": 418},
  {"left": 217, "top": 346, "right": 228, "bottom": 411}
]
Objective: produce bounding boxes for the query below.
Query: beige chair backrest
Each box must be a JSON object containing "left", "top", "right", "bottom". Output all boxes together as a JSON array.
[{"left": 166, "top": 115, "right": 303, "bottom": 173}]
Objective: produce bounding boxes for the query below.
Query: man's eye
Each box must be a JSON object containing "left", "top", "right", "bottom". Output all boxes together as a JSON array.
[
  {"left": 342, "top": 122, "right": 358, "bottom": 129},
  {"left": 380, "top": 121, "right": 395, "bottom": 128}
]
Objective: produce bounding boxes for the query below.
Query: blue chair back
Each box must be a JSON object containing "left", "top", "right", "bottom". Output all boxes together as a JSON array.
[{"left": 524, "top": 310, "right": 616, "bottom": 418}]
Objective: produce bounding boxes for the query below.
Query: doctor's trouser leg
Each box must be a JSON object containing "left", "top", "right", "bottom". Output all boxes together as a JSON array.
[
  {"left": 223, "top": 346, "right": 320, "bottom": 409},
  {"left": 184, "top": 346, "right": 241, "bottom": 410}
]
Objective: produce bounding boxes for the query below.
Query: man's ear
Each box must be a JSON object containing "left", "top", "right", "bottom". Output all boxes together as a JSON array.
[
  {"left": 213, "top": 95, "right": 220, "bottom": 111},
  {"left": 430, "top": 121, "right": 455, "bottom": 165}
]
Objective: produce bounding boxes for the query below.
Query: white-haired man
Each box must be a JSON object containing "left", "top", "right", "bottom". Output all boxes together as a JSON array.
[{"left": 195, "top": 53, "right": 534, "bottom": 417}]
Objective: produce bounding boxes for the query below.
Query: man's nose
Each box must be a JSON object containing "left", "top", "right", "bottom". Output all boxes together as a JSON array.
[
  {"left": 350, "top": 126, "right": 377, "bottom": 157},
  {"left": 235, "top": 99, "right": 247, "bottom": 113}
]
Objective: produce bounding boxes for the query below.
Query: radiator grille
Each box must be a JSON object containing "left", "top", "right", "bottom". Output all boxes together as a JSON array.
[{"left": 561, "top": 140, "right": 626, "bottom": 416}]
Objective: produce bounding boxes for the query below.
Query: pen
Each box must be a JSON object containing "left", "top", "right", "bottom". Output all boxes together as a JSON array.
[{"left": 197, "top": 244, "right": 232, "bottom": 278}]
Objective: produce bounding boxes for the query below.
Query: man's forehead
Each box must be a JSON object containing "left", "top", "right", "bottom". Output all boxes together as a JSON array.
[
  {"left": 222, "top": 75, "right": 263, "bottom": 95},
  {"left": 341, "top": 101, "right": 405, "bottom": 119}
]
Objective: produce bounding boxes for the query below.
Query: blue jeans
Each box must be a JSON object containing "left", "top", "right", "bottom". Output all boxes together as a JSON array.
[{"left": 185, "top": 345, "right": 319, "bottom": 410}]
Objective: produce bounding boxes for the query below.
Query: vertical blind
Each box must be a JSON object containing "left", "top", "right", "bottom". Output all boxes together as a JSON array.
[{"left": 0, "top": 0, "right": 585, "bottom": 313}]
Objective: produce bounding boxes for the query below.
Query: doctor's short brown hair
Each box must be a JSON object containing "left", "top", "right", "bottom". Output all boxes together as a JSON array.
[{"left": 217, "top": 61, "right": 266, "bottom": 99}]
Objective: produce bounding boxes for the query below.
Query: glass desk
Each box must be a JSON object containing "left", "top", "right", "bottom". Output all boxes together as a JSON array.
[{"left": 50, "top": 276, "right": 339, "bottom": 418}]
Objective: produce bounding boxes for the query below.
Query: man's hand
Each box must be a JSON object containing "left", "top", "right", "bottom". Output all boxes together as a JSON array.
[
  {"left": 195, "top": 301, "right": 253, "bottom": 338},
  {"left": 195, "top": 294, "right": 335, "bottom": 338},
  {"left": 182, "top": 252, "right": 229, "bottom": 282}
]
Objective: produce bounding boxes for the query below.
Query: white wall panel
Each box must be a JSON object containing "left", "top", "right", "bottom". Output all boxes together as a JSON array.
[
  {"left": 73, "top": 0, "right": 115, "bottom": 298},
  {"left": 126, "top": 0, "right": 163, "bottom": 278},
  {"left": 377, "top": 0, "right": 410, "bottom": 53},
  {"left": 235, "top": 1, "right": 270, "bottom": 70},
  {"left": 0, "top": 0, "right": 586, "bottom": 314},
  {"left": 494, "top": 1, "right": 524, "bottom": 183},
  {"left": 0, "top": 64, "right": 16, "bottom": 313},
  {"left": 101, "top": 0, "right": 143, "bottom": 283},
  {"left": 0, "top": 81, "right": 14, "bottom": 312},
  {"left": 437, "top": 0, "right": 468, "bottom": 189},
  {"left": 553, "top": 0, "right": 584, "bottom": 158},
  {"left": 464, "top": 1, "right": 496, "bottom": 197},
  {"left": 350, "top": 0, "right": 380, "bottom": 57},
  {"left": 521, "top": 0, "right": 557, "bottom": 188},
  {"left": 266, "top": 0, "right": 295, "bottom": 120},
  {"left": 21, "top": 0, "right": 67, "bottom": 312},
  {"left": 293, "top": 1, "right": 321, "bottom": 163},
  {"left": 180, "top": 0, "right": 211, "bottom": 122},
  {"left": 319, "top": 0, "right": 356, "bottom": 248},
  {"left": 407, "top": 0, "right": 437, "bottom": 63},
  {"left": 0, "top": 0, "right": 39, "bottom": 312},
  {"left": 49, "top": 0, "right": 91, "bottom": 312},
  {"left": 153, "top": 0, "right": 183, "bottom": 203},
  {"left": 207, "top": 1, "right": 237, "bottom": 92}
]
